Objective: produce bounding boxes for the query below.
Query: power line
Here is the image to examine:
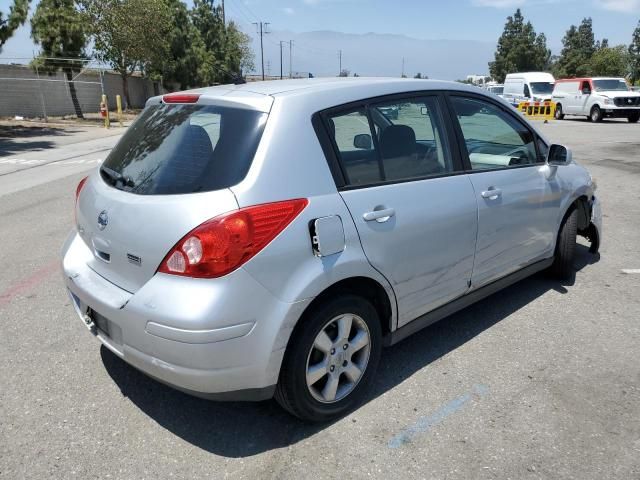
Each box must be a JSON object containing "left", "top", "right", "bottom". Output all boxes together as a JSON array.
[
  {"left": 224, "top": 1, "right": 254, "bottom": 26},
  {"left": 228, "top": 0, "right": 260, "bottom": 22}
]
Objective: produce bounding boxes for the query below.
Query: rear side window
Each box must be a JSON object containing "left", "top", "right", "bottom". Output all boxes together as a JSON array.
[
  {"left": 327, "top": 97, "right": 452, "bottom": 186},
  {"left": 101, "top": 104, "right": 267, "bottom": 195}
]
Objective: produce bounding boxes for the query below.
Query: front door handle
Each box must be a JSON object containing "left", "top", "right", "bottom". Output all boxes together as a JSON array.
[
  {"left": 481, "top": 187, "right": 502, "bottom": 199},
  {"left": 363, "top": 207, "right": 395, "bottom": 223}
]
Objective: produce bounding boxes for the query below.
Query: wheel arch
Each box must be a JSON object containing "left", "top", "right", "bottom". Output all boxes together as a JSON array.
[
  {"left": 554, "top": 194, "right": 591, "bottom": 251},
  {"left": 294, "top": 276, "right": 395, "bottom": 340}
]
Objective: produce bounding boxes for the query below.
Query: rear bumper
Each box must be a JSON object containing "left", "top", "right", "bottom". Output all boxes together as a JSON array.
[{"left": 62, "top": 231, "right": 310, "bottom": 400}]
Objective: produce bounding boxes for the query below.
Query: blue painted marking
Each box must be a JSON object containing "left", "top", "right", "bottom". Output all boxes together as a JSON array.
[{"left": 388, "top": 384, "right": 489, "bottom": 448}]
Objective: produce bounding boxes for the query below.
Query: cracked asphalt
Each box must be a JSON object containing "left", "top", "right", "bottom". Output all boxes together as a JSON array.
[{"left": 1, "top": 117, "right": 639, "bottom": 479}]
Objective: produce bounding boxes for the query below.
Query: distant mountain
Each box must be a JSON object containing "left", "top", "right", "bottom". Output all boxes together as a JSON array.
[{"left": 252, "top": 30, "right": 496, "bottom": 81}]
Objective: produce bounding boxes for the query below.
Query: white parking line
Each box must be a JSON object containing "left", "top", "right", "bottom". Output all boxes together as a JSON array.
[
  {"left": 621, "top": 269, "right": 640, "bottom": 274},
  {"left": 0, "top": 158, "right": 102, "bottom": 166}
]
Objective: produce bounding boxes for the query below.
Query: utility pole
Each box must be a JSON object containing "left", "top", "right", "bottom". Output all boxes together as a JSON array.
[
  {"left": 401, "top": 57, "right": 405, "bottom": 78},
  {"left": 253, "top": 22, "right": 270, "bottom": 81},
  {"left": 266, "top": 60, "right": 271, "bottom": 77},
  {"left": 338, "top": 50, "right": 342, "bottom": 76},
  {"left": 221, "top": 0, "right": 225, "bottom": 25},
  {"left": 280, "top": 41, "right": 285, "bottom": 80},
  {"left": 289, "top": 40, "right": 293, "bottom": 78}
]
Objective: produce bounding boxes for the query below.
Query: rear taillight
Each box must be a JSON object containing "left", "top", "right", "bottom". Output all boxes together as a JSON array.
[{"left": 158, "top": 199, "right": 308, "bottom": 278}]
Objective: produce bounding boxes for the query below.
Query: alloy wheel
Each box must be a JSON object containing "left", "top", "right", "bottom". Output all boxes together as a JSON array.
[{"left": 305, "top": 313, "right": 371, "bottom": 403}]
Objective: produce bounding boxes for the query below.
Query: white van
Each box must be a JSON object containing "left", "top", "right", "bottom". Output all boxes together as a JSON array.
[
  {"left": 552, "top": 77, "right": 640, "bottom": 123},
  {"left": 503, "top": 72, "right": 555, "bottom": 105}
]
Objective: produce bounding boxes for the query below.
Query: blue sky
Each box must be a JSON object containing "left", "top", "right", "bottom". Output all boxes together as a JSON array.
[{"left": 1, "top": 0, "right": 640, "bottom": 66}]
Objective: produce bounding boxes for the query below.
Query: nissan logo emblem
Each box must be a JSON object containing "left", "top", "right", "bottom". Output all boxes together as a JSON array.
[{"left": 97, "top": 210, "right": 108, "bottom": 230}]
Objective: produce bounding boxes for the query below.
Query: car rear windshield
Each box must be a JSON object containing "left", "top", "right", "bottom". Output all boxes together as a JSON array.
[
  {"left": 593, "top": 79, "right": 629, "bottom": 92},
  {"left": 101, "top": 104, "right": 267, "bottom": 195}
]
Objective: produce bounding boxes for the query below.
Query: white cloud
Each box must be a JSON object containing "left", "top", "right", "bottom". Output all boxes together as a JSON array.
[
  {"left": 283, "top": 6, "right": 295, "bottom": 14},
  {"left": 593, "top": 0, "right": 640, "bottom": 11}
]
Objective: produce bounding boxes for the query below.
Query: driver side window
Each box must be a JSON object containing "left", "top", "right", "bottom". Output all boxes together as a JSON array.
[{"left": 451, "top": 96, "right": 539, "bottom": 171}]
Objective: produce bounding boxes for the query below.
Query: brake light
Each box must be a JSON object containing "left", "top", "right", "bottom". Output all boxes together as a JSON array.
[
  {"left": 162, "top": 93, "right": 201, "bottom": 104},
  {"left": 158, "top": 199, "right": 308, "bottom": 278}
]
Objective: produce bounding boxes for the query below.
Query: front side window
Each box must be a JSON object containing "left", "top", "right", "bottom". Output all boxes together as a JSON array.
[
  {"left": 327, "top": 96, "right": 453, "bottom": 186},
  {"left": 451, "top": 96, "right": 539, "bottom": 170}
]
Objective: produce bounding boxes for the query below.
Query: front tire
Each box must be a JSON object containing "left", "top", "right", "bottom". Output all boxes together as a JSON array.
[
  {"left": 628, "top": 112, "right": 640, "bottom": 123},
  {"left": 554, "top": 104, "right": 565, "bottom": 120},
  {"left": 275, "top": 295, "right": 382, "bottom": 422},
  {"left": 550, "top": 208, "right": 577, "bottom": 280},
  {"left": 590, "top": 105, "right": 603, "bottom": 123}
]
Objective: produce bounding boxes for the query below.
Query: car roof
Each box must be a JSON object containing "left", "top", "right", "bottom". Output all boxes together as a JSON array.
[
  {"left": 556, "top": 77, "right": 626, "bottom": 82},
  {"left": 190, "top": 77, "right": 478, "bottom": 98},
  {"left": 505, "top": 72, "right": 554, "bottom": 81}
]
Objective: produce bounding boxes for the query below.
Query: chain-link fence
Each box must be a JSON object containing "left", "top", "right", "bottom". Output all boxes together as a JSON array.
[{"left": 0, "top": 58, "right": 163, "bottom": 120}]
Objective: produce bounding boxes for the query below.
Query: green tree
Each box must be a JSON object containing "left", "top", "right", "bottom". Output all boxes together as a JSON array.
[
  {"left": 159, "top": 0, "right": 215, "bottom": 89},
  {"left": 191, "top": 0, "right": 227, "bottom": 82},
  {"left": 591, "top": 45, "right": 629, "bottom": 77},
  {"left": 555, "top": 18, "right": 597, "bottom": 77},
  {"left": 31, "top": 0, "right": 87, "bottom": 118},
  {"left": 190, "top": 1, "right": 254, "bottom": 83},
  {"left": 0, "top": 0, "right": 30, "bottom": 50},
  {"left": 225, "top": 21, "right": 254, "bottom": 77},
  {"left": 80, "top": 0, "right": 172, "bottom": 107},
  {"left": 489, "top": 9, "right": 550, "bottom": 83},
  {"left": 629, "top": 20, "right": 640, "bottom": 84}
]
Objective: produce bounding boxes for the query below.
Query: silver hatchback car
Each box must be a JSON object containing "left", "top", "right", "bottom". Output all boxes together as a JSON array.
[{"left": 63, "top": 78, "right": 601, "bottom": 421}]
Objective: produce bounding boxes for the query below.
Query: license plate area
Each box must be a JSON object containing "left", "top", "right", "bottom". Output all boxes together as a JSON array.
[
  {"left": 91, "top": 309, "right": 110, "bottom": 337},
  {"left": 89, "top": 309, "right": 124, "bottom": 346}
]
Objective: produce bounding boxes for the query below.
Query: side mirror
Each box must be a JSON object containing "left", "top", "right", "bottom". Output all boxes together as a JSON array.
[
  {"left": 353, "top": 133, "right": 372, "bottom": 150},
  {"left": 547, "top": 144, "right": 572, "bottom": 165}
]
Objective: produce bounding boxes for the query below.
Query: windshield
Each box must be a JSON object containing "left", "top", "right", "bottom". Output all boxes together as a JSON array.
[
  {"left": 530, "top": 82, "right": 554, "bottom": 95},
  {"left": 593, "top": 79, "right": 629, "bottom": 92},
  {"left": 101, "top": 104, "right": 267, "bottom": 195}
]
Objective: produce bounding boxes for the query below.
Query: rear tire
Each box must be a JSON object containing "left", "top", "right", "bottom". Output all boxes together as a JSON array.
[
  {"left": 554, "top": 104, "right": 565, "bottom": 120},
  {"left": 275, "top": 295, "right": 382, "bottom": 422},
  {"left": 590, "top": 105, "right": 603, "bottom": 123},
  {"left": 550, "top": 208, "right": 577, "bottom": 280},
  {"left": 628, "top": 112, "right": 640, "bottom": 123}
]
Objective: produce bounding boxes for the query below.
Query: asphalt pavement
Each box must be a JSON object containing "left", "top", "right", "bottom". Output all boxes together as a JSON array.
[{"left": 0, "top": 118, "right": 639, "bottom": 479}]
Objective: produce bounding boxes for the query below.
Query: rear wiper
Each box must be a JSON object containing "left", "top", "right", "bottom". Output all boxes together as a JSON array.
[{"left": 100, "top": 166, "right": 135, "bottom": 188}]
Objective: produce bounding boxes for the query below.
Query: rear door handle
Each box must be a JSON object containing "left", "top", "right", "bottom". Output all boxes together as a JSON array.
[
  {"left": 481, "top": 188, "right": 502, "bottom": 199},
  {"left": 363, "top": 207, "right": 395, "bottom": 223}
]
